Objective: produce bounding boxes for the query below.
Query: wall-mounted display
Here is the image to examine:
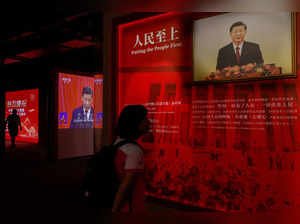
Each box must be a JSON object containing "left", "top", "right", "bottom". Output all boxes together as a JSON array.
[
  {"left": 57, "top": 73, "right": 100, "bottom": 159},
  {"left": 193, "top": 13, "right": 296, "bottom": 82},
  {"left": 5, "top": 89, "right": 39, "bottom": 143}
]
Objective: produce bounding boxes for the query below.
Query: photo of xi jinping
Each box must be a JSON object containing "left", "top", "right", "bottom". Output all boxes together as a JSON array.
[
  {"left": 216, "top": 21, "right": 264, "bottom": 71},
  {"left": 69, "top": 86, "right": 94, "bottom": 128},
  {"left": 193, "top": 13, "right": 294, "bottom": 81}
]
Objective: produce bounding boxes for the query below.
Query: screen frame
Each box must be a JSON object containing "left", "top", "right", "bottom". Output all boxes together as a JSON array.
[{"left": 192, "top": 12, "right": 297, "bottom": 85}]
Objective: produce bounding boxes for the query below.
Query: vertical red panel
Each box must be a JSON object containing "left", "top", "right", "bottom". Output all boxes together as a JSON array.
[
  {"left": 5, "top": 89, "right": 39, "bottom": 143},
  {"left": 94, "top": 74, "right": 104, "bottom": 129}
]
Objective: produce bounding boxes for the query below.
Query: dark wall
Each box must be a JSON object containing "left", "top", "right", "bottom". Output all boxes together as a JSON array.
[{"left": 0, "top": 83, "right": 5, "bottom": 158}]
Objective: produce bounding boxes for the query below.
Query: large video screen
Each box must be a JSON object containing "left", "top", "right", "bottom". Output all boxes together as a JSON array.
[
  {"left": 57, "top": 73, "right": 101, "bottom": 159},
  {"left": 5, "top": 89, "right": 39, "bottom": 143},
  {"left": 58, "top": 73, "right": 95, "bottom": 129},
  {"left": 193, "top": 12, "right": 295, "bottom": 82}
]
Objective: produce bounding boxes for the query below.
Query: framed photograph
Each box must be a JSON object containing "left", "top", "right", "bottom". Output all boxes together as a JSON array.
[{"left": 193, "top": 12, "right": 296, "bottom": 83}]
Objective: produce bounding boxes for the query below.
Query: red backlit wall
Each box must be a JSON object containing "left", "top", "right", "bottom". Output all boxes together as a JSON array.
[
  {"left": 94, "top": 74, "right": 104, "bottom": 129},
  {"left": 5, "top": 89, "right": 39, "bottom": 143},
  {"left": 117, "top": 12, "right": 300, "bottom": 211}
]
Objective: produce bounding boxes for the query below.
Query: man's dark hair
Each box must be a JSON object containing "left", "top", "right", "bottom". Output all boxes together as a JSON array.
[
  {"left": 82, "top": 86, "right": 93, "bottom": 96},
  {"left": 12, "top": 109, "right": 17, "bottom": 114},
  {"left": 116, "top": 105, "right": 148, "bottom": 140},
  {"left": 230, "top": 21, "right": 247, "bottom": 32}
]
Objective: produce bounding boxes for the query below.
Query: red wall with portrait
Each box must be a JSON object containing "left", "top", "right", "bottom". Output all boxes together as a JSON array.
[
  {"left": 5, "top": 89, "right": 39, "bottom": 143},
  {"left": 117, "top": 12, "right": 300, "bottom": 211}
]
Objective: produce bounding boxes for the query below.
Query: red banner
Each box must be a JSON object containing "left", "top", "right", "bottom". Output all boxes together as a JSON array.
[
  {"left": 118, "top": 12, "right": 192, "bottom": 69},
  {"left": 94, "top": 74, "right": 104, "bottom": 129},
  {"left": 5, "top": 89, "right": 39, "bottom": 143}
]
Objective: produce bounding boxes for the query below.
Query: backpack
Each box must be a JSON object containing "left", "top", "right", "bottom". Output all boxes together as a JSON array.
[{"left": 80, "top": 139, "right": 137, "bottom": 208}]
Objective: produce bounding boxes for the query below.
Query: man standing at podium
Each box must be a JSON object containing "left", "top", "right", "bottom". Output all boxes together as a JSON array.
[
  {"left": 216, "top": 21, "right": 264, "bottom": 71},
  {"left": 69, "top": 86, "right": 94, "bottom": 128}
]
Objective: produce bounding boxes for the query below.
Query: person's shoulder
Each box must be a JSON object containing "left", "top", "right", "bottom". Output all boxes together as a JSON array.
[
  {"left": 219, "top": 43, "right": 233, "bottom": 52},
  {"left": 72, "top": 106, "right": 83, "bottom": 114},
  {"left": 244, "top": 41, "right": 260, "bottom": 48}
]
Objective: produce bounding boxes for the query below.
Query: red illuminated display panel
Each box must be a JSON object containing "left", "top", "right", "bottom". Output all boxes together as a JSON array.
[
  {"left": 118, "top": 12, "right": 192, "bottom": 69},
  {"left": 94, "top": 74, "right": 104, "bottom": 129},
  {"left": 118, "top": 12, "right": 197, "bottom": 209},
  {"left": 118, "top": 12, "right": 300, "bottom": 212},
  {"left": 5, "top": 89, "right": 39, "bottom": 143}
]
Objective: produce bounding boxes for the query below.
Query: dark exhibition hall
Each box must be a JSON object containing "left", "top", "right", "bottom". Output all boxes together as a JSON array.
[{"left": 2, "top": 0, "right": 300, "bottom": 223}]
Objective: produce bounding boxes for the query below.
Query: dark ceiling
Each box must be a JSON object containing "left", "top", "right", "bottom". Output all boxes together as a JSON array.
[
  {"left": 0, "top": 1, "right": 104, "bottom": 40},
  {"left": 0, "top": 0, "right": 104, "bottom": 67}
]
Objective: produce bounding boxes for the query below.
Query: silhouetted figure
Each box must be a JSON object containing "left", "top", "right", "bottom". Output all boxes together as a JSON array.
[
  {"left": 5, "top": 109, "right": 22, "bottom": 148},
  {"left": 112, "top": 105, "right": 150, "bottom": 212}
]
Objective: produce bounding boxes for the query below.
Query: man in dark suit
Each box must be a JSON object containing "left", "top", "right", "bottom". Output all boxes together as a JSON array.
[
  {"left": 216, "top": 21, "right": 264, "bottom": 71},
  {"left": 70, "top": 86, "right": 94, "bottom": 128}
]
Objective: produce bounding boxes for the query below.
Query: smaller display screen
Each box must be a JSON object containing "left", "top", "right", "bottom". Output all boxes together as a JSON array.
[{"left": 5, "top": 89, "right": 39, "bottom": 143}]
